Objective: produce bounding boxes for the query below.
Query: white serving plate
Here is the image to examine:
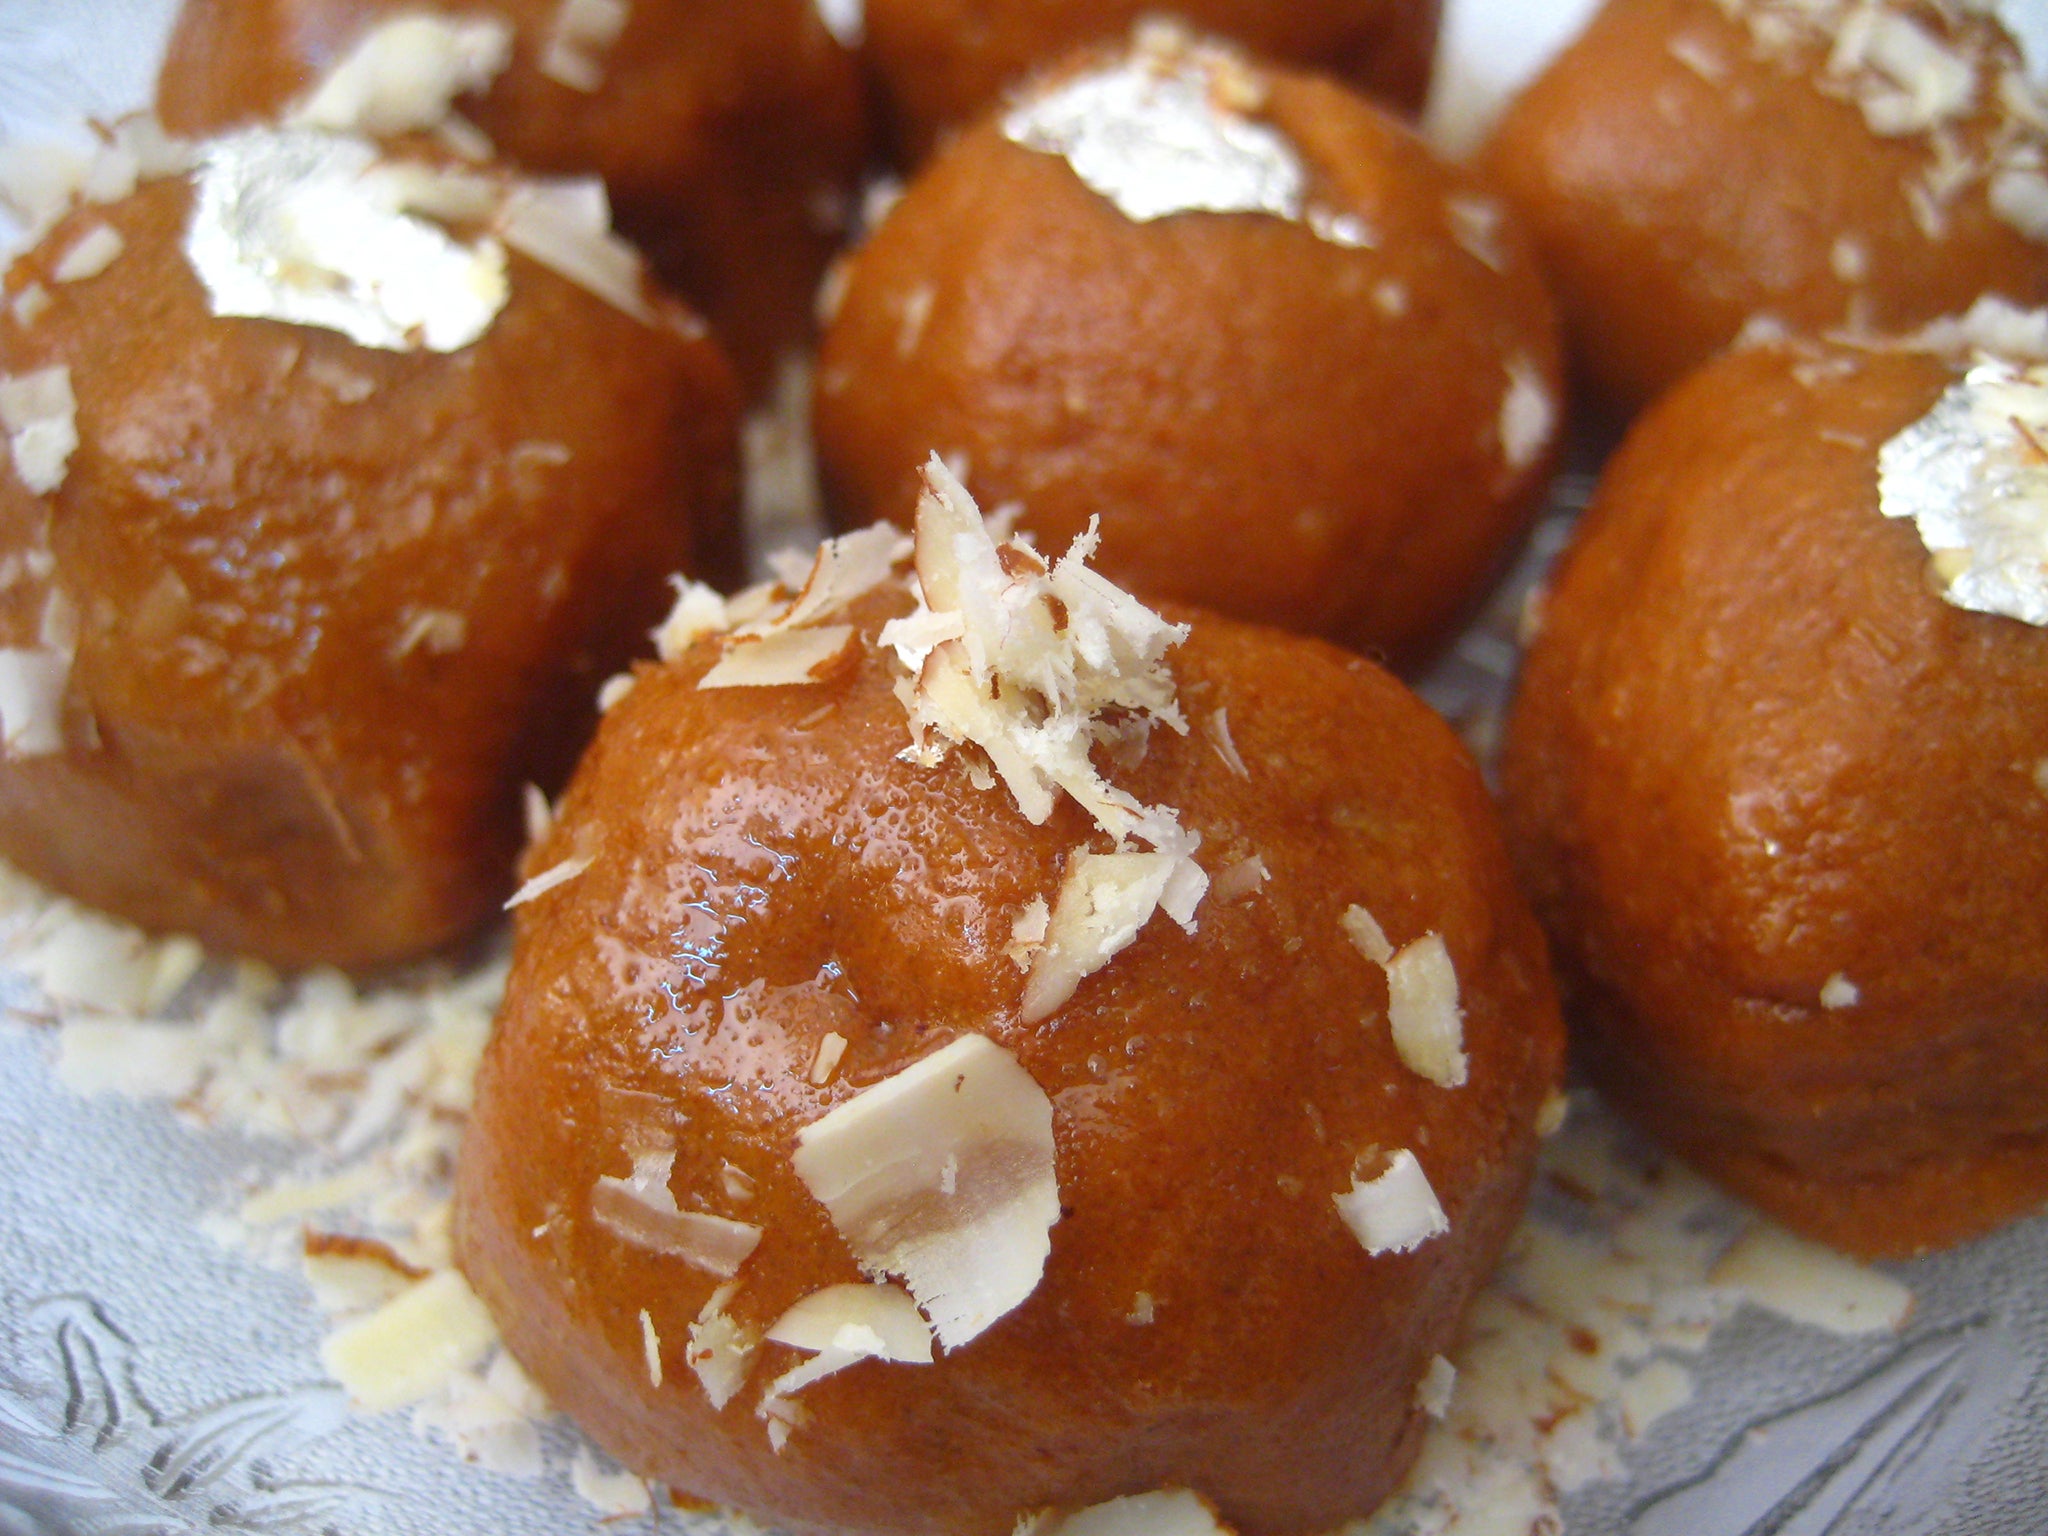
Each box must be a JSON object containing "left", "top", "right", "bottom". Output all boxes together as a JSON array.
[{"left": 1, "top": 3, "right": 2043, "bottom": 1534}]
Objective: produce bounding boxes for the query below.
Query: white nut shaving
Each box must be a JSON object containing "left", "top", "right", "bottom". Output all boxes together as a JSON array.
[
  {"left": 320, "top": 1268, "right": 500, "bottom": 1412},
  {"left": 1877, "top": 357, "right": 2048, "bottom": 624},
  {"left": 503, "top": 855, "right": 591, "bottom": 910},
  {"left": 1001, "top": 24, "right": 1308, "bottom": 228},
  {"left": 791, "top": 1033, "right": 1059, "bottom": 1350},
  {"left": 492, "top": 178, "right": 657, "bottom": 326},
  {"left": 1341, "top": 904, "right": 1395, "bottom": 967},
  {"left": 0, "top": 365, "right": 77, "bottom": 495},
  {"left": 185, "top": 128, "right": 509, "bottom": 353},
  {"left": 1017, "top": 1488, "right": 1233, "bottom": 1536},
  {"left": 1385, "top": 933, "right": 1469, "bottom": 1089},
  {"left": 1023, "top": 849, "right": 1179, "bottom": 1022},
  {"left": 686, "top": 1280, "right": 757, "bottom": 1410},
  {"left": 808, "top": 1030, "right": 849, "bottom": 1085},
  {"left": 1498, "top": 355, "right": 1556, "bottom": 473},
  {"left": 687, "top": 522, "right": 909, "bottom": 688},
  {"left": 540, "top": 0, "right": 631, "bottom": 93},
  {"left": 51, "top": 222, "right": 123, "bottom": 283},
  {"left": 290, "top": 14, "right": 513, "bottom": 138},
  {"left": 1334, "top": 1148, "right": 1449, "bottom": 1255},
  {"left": 761, "top": 1281, "right": 934, "bottom": 1405},
  {"left": 1415, "top": 1353, "right": 1458, "bottom": 1420},
  {"left": 1710, "top": 1223, "right": 1914, "bottom": 1335},
  {"left": 640, "top": 1307, "right": 663, "bottom": 1387},
  {"left": 591, "top": 1149, "right": 764, "bottom": 1277},
  {"left": 882, "top": 456, "right": 1207, "bottom": 1011}
]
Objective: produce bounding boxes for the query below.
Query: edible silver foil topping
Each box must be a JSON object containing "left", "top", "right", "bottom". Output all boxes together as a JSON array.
[
  {"left": 1001, "top": 32, "right": 1308, "bottom": 225},
  {"left": 1877, "top": 358, "right": 2048, "bottom": 625},
  {"left": 184, "top": 128, "right": 509, "bottom": 354}
]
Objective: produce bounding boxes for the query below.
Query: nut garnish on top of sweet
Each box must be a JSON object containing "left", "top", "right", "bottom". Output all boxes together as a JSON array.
[
  {"left": 1483, "top": 0, "right": 2048, "bottom": 416},
  {"left": 0, "top": 99, "right": 740, "bottom": 968},
  {"left": 815, "top": 23, "right": 1564, "bottom": 668},
  {"left": 455, "top": 455, "right": 1564, "bottom": 1535},
  {"left": 156, "top": 0, "right": 873, "bottom": 392}
]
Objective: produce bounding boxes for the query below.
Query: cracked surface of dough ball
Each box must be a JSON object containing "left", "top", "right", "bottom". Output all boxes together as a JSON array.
[
  {"left": 1482, "top": 0, "right": 2048, "bottom": 418},
  {"left": 0, "top": 139, "right": 739, "bottom": 970},
  {"left": 815, "top": 35, "right": 1563, "bottom": 670},
  {"left": 863, "top": 0, "right": 1442, "bottom": 162},
  {"left": 156, "top": 0, "right": 870, "bottom": 391},
  {"left": 1502, "top": 333, "right": 2048, "bottom": 1258},
  {"left": 456, "top": 512, "right": 1563, "bottom": 1536}
]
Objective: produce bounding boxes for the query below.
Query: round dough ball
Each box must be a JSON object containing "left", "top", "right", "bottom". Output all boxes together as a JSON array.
[
  {"left": 1481, "top": 0, "right": 2048, "bottom": 418},
  {"left": 0, "top": 136, "right": 739, "bottom": 970},
  {"left": 864, "top": 0, "right": 1442, "bottom": 162},
  {"left": 1501, "top": 329, "right": 2048, "bottom": 1259},
  {"left": 156, "top": 0, "right": 871, "bottom": 392},
  {"left": 456, "top": 520, "right": 1563, "bottom": 1535},
  {"left": 814, "top": 33, "right": 1563, "bottom": 670}
]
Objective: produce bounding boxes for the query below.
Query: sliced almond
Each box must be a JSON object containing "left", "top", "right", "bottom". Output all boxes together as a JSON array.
[
  {"left": 1385, "top": 933, "right": 1468, "bottom": 1088},
  {"left": 591, "top": 1150, "right": 763, "bottom": 1277},
  {"left": 791, "top": 1033, "right": 1059, "bottom": 1350},
  {"left": 1333, "top": 1149, "right": 1448, "bottom": 1256}
]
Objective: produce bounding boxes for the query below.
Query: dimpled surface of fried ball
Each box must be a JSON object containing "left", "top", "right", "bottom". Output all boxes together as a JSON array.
[
  {"left": 814, "top": 64, "right": 1562, "bottom": 671},
  {"left": 864, "top": 0, "right": 1442, "bottom": 162},
  {"left": 1482, "top": 0, "right": 2048, "bottom": 419},
  {"left": 157, "top": 0, "right": 869, "bottom": 391},
  {"left": 456, "top": 585, "right": 1563, "bottom": 1536},
  {"left": 0, "top": 167, "right": 739, "bottom": 971},
  {"left": 1502, "top": 338, "right": 2048, "bottom": 1259}
]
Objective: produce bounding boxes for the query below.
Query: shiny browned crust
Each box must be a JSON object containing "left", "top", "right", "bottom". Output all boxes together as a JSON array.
[
  {"left": 1502, "top": 339, "right": 2048, "bottom": 1258},
  {"left": 0, "top": 170, "right": 740, "bottom": 969},
  {"left": 457, "top": 590, "right": 1563, "bottom": 1535}
]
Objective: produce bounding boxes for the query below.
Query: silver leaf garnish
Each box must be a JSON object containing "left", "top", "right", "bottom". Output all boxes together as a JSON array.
[
  {"left": 1000, "top": 26, "right": 1309, "bottom": 226},
  {"left": 1877, "top": 358, "right": 2048, "bottom": 626},
  {"left": 183, "top": 128, "right": 509, "bottom": 354}
]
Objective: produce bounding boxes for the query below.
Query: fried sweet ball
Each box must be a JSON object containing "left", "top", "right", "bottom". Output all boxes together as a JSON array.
[
  {"left": 1501, "top": 324, "right": 2048, "bottom": 1259},
  {"left": 1482, "top": 0, "right": 2048, "bottom": 418},
  {"left": 156, "top": 0, "right": 869, "bottom": 391},
  {"left": 814, "top": 30, "right": 1563, "bottom": 670},
  {"left": 0, "top": 131, "right": 739, "bottom": 970},
  {"left": 863, "top": 0, "right": 1442, "bottom": 162},
  {"left": 456, "top": 481, "right": 1564, "bottom": 1536}
]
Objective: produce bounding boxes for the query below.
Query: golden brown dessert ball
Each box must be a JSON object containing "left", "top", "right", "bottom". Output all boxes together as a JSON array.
[
  {"left": 456, "top": 520, "right": 1564, "bottom": 1535},
  {"left": 864, "top": 0, "right": 1442, "bottom": 162},
  {"left": 0, "top": 139, "right": 739, "bottom": 971},
  {"left": 156, "top": 0, "right": 870, "bottom": 392},
  {"left": 1482, "top": 0, "right": 2048, "bottom": 419},
  {"left": 814, "top": 35, "right": 1563, "bottom": 670},
  {"left": 1501, "top": 330, "right": 2048, "bottom": 1260}
]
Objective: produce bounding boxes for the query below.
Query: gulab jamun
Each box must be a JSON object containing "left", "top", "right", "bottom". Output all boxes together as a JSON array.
[
  {"left": 815, "top": 26, "right": 1564, "bottom": 670},
  {"left": 1502, "top": 311, "right": 2048, "bottom": 1259},
  {"left": 456, "top": 463, "right": 1565, "bottom": 1535},
  {"left": 0, "top": 123, "right": 739, "bottom": 969},
  {"left": 1482, "top": 0, "right": 2048, "bottom": 418}
]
